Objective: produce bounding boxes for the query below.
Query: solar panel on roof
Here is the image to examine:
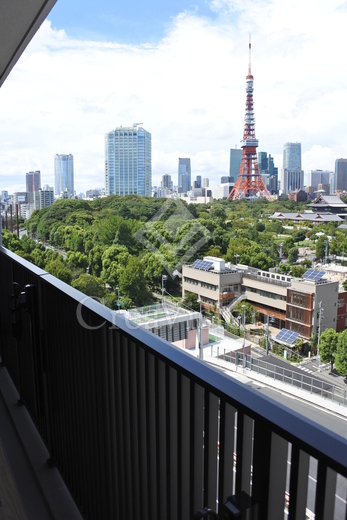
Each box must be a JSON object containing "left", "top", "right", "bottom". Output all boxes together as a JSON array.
[
  {"left": 275, "top": 328, "right": 300, "bottom": 345},
  {"left": 302, "top": 269, "right": 326, "bottom": 281},
  {"left": 191, "top": 259, "right": 213, "bottom": 271}
]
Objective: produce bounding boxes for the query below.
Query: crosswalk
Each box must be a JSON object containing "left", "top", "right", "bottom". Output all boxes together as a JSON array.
[{"left": 297, "top": 362, "right": 329, "bottom": 375}]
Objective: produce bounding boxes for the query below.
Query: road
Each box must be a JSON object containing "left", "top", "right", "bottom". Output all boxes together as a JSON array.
[{"left": 224, "top": 359, "right": 347, "bottom": 518}]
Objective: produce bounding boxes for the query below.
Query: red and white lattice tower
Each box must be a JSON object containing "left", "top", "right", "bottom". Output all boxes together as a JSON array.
[{"left": 228, "top": 37, "right": 272, "bottom": 201}]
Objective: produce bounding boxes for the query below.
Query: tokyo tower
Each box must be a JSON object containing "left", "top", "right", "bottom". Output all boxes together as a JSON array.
[{"left": 228, "top": 37, "right": 272, "bottom": 201}]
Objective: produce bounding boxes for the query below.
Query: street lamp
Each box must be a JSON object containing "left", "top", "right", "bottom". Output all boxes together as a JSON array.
[
  {"left": 242, "top": 305, "right": 246, "bottom": 368},
  {"left": 161, "top": 274, "right": 168, "bottom": 308},
  {"left": 237, "top": 315, "right": 241, "bottom": 336},
  {"left": 116, "top": 286, "right": 120, "bottom": 308},
  {"left": 266, "top": 315, "right": 274, "bottom": 356},
  {"left": 235, "top": 254, "right": 240, "bottom": 265},
  {"left": 197, "top": 298, "right": 203, "bottom": 360},
  {"left": 317, "top": 301, "right": 324, "bottom": 371}
]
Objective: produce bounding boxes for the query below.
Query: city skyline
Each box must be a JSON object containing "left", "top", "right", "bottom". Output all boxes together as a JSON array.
[{"left": 1, "top": 0, "right": 347, "bottom": 194}]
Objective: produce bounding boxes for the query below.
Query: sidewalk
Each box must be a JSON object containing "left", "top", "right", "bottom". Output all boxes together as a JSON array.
[{"left": 203, "top": 349, "right": 347, "bottom": 420}]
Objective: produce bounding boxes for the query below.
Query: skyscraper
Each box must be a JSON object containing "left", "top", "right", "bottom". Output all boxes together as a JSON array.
[
  {"left": 161, "top": 174, "right": 172, "bottom": 190},
  {"left": 26, "top": 170, "right": 41, "bottom": 204},
  {"left": 335, "top": 159, "right": 347, "bottom": 193},
  {"left": 283, "top": 142, "right": 301, "bottom": 170},
  {"left": 181, "top": 173, "right": 190, "bottom": 194},
  {"left": 281, "top": 142, "right": 303, "bottom": 195},
  {"left": 229, "top": 148, "right": 242, "bottom": 178},
  {"left": 178, "top": 158, "right": 191, "bottom": 190},
  {"left": 54, "top": 154, "right": 74, "bottom": 198},
  {"left": 105, "top": 126, "right": 151, "bottom": 197},
  {"left": 26, "top": 170, "right": 41, "bottom": 193}
]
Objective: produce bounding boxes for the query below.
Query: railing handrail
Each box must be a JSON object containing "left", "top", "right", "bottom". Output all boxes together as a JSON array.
[{"left": 2, "top": 246, "right": 346, "bottom": 468}]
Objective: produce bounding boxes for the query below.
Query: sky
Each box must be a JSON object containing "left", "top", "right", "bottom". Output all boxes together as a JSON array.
[{"left": 1, "top": 0, "right": 347, "bottom": 195}]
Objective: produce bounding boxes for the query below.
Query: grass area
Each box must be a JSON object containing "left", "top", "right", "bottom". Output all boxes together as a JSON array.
[{"left": 209, "top": 334, "right": 220, "bottom": 343}]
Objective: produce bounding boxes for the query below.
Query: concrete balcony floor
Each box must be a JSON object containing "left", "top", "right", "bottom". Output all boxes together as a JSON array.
[{"left": 0, "top": 362, "right": 83, "bottom": 520}]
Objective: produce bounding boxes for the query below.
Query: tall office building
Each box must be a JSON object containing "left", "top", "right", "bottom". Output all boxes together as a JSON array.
[
  {"left": 281, "top": 169, "right": 304, "bottom": 195},
  {"left": 202, "top": 178, "right": 209, "bottom": 188},
  {"left": 178, "top": 158, "right": 191, "bottom": 190},
  {"left": 181, "top": 173, "right": 190, "bottom": 194},
  {"left": 281, "top": 142, "right": 303, "bottom": 195},
  {"left": 307, "top": 170, "right": 333, "bottom": 188},
  {"left": 161, "top": 174, "right": 172, "bottom": 190},
  {"left": 229, "top": 148, "right": 242, "bottom": 178},
  {"left": 105, "top": 126, "right": 151, "bottom": 197},
  {"left": 257, "top": 152, "right": 278, "bottom": 191},
  {"left": 55, "top": 154, "right": 74, "bottom": 198},
  {"left": 335, "top": 159, "right": 347, "bottom": 193},
  {"left": 26, "top": 170, "right": 41, "bottom": 204},
  {"left": 258, "top": 152, "right": 268, "bottom": 172},
  {"left": 26, "top": 170, "right": 41, "bottom": 193},
  {"left": 283, "top": 142, "right": 301, "bottom": 170}
]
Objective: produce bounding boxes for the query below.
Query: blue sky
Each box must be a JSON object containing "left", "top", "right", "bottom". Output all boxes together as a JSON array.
[
  {"left": 48, "top": 0, "right": 215, "bottom": 44},
  {"left": 1, "top": 0, "right": 347, "bottom": 194}
]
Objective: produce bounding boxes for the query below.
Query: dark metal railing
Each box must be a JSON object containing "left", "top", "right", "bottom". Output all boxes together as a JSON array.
[{"left": 0, "top": 246, "right": 347, "bottom": 520}]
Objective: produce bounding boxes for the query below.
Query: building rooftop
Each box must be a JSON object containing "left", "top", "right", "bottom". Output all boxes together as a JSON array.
[{"left": 270, "top": 211, "right": 342, "bottom": 222}]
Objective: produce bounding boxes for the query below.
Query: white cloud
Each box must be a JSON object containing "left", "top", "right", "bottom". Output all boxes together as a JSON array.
[{"left": 1, "top": 1, "right": 347, "bottom": 194}]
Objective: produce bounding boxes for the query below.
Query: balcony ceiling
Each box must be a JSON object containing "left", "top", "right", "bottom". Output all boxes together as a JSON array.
[{"left": 0, "top": 0, "right": 57, "bottom": 88}]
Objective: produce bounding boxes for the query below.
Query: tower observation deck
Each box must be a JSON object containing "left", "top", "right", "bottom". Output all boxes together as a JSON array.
[{"left": 228, "top": 38, "right": 272, "bottom": 201}]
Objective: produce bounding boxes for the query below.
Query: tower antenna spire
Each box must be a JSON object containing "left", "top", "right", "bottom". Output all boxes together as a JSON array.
[{"left": 248, "top": 34, "right": 251, "bottom": 76}]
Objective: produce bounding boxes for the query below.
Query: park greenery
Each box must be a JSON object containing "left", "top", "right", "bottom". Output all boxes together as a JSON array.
[
  {"left": 2, "top": 195, "right": 347, "bottom": 309},
  {"left": 2, "top": 193, "right": 347, "bottom": 375}
]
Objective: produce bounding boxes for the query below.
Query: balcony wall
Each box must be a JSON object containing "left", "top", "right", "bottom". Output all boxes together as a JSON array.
[{"left": 0, "top": 246, "right": 347, "bottom": 520}]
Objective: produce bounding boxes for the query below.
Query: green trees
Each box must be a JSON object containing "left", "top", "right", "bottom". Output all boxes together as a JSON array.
[
  {"left": 182, "top": 292, "right": 201, "bottom": 312},
  {"left": 45, "top": 259, "right": 72, "bottom": 285},
  {"left": 288, "top": 247, "right": 299, "bottom": 264},
  {"left": 315, "top": 237, "right": 326, "bottom": 261},
  {"left": 336, "top": 330, "right": 347, "bottom": 377},
  {"left": 233, "top": 302, "right": 258, "bottom": 324},
  {"left": 118, "top": 257, "right": 151, "bottom": 306},
  {"left": 318, "top": 328, "right": 338, "bottom": 371},
  {"left": 290, "top": 265, "right": 306, "bottom": 278},
  {"left": 72, "top": 274, "right": 106, "bottom": 299}
]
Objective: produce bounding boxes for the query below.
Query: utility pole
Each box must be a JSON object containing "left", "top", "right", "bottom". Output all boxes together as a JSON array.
[
  {"left": 317, "top": 301, "right": 324, "bottom": 371},
  {"left": 266, "top": 315, "right": 274, "bottom": 356},
  {"left": 161, "top": 274, "right": 167, "bottom": 309},
  {"left": 242, "top": 305, "right": 246, "bottom": 368},
  {"left": 197, "top": 299, "right": 203, "bottom": 360},
  {"left": 324, "top": 240, "right": 328, "bottom": 265}
]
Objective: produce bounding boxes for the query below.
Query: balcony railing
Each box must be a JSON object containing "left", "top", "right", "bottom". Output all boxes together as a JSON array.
[{"left": 0, "top": 246, "right": 347, "bottom": 520}]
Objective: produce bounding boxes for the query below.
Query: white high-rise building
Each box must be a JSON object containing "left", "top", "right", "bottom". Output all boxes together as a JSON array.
[
  {"left": 105, "top": 126, "right": 151, "bottom": 197},
  {"left": 40, "top": 185, "right": 54, "bottom": 209},
  {"left": 281, "top": 142, "right": 304, "bottom": 194},
  {"left": 54, "top": 154, "right": 74, "bottom": 198},
  {"left": 283, "top": 142, "right": 301, "bottom": 170}
]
